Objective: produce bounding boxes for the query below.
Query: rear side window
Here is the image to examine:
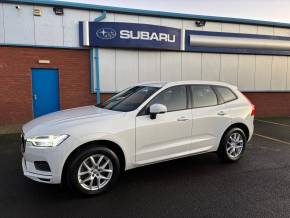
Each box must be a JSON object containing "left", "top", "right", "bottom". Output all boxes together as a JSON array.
[
  {"left": 215, "top": 86, "right": 237, "bottom": 103},
  {"left": 191, "top": 85, "right": 218, "bottom": 108}
]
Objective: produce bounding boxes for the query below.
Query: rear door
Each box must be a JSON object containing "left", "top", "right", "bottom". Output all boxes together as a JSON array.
[{"left": 189, "top": 85, "right": 231, "bottom": 152}]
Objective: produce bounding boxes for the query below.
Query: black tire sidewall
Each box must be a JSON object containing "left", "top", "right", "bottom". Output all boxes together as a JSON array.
[
  {"left": 218, "top": 127, "right": 247, "bottom": 162},
  {"left": 65, "top": 146, "right": 120, "bottom": 196}
]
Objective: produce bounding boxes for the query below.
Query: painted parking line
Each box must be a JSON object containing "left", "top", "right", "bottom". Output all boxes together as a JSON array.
[
  {"left": 254, "top": 133, "right": 290, "bottom": 145},
  {"left": 255, "top": 119, "right": 290, "bottom": 127}
]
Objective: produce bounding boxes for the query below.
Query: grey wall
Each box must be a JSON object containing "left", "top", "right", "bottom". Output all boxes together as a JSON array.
[{"left": 1, "top": 3, "right": 290, "bottom": 92}]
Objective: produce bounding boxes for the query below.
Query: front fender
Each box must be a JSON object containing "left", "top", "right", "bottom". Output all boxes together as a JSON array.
[{"left": 59, "top": 131, "right": 134, "bottom": 176}]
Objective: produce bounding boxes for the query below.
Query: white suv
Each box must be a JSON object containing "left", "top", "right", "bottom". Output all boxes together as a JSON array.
[{"left": 21, "top": 81, "right": 255, "bottom": 196}]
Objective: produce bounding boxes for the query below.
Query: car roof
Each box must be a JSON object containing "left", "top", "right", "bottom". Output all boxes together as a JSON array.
[{"left": 138, "top": 80, "right": 237, "bottom": 89}]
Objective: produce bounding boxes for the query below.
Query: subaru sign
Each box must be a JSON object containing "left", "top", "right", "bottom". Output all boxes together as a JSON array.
[{"left": 79, "top": 22, "right": 182, "bottom": 51}]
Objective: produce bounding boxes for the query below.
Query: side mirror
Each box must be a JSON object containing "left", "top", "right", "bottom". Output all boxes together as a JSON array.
[{"left": 149, "top": 104, "right": 167, "bottom": 119}]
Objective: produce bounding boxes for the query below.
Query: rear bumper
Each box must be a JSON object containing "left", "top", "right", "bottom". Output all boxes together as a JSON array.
[{"left": 248, "top": 123, "right": 254, "bottom": 142}]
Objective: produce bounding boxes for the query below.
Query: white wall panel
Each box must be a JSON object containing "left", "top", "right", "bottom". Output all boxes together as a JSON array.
[
  {"left": 255, "top": 56, "right": 272, "bottom": 90},
  {"left": 287, "top": 57, "right": 290, "bottom": 89},
  {"left": 3, "top": 4, "right": 35, "bottom": 44},
  {"left": 116, "top": 50, "right": 138, "bottom": 91},
  {"left": 63, "top": 9, "right": 89, "bottom": 47},
  {"left": 221, "top": 23, "right": 239, "bottom": 33},
  {"left": 138, "top": 16, "right": 161, "bottom": 25},
  {"left": 182, "top": 20, "right": 203, "bottom": 31},
  {"left": 271, "top": 56, "right": 287, "bottom": 90},
  {"left": 161, "top": 52, "right": 182, "bottom": 81},
  {"left": 138, "top": 16, "right": 161, "bottom": 83},
  {"left": 257, "top": 26, "right": 274, "bottom": 35},
  {"left": 139, "top": 51, "right": 161, "bottom": 82},
  {"left": 239, "top": 24, "right": 257, "bottom": 34},
  {"left": 115, "top": 14, "right": 139, "bottom": 91},
  {"left": 114, "top": 14, "right": 138, "bottom": 23},
  {"left": 0, "top": 4, "right": 4, "bottom": 43},
  {"left": 220, "top": 54, "right": 238, "bottom": 85},
  {"left": 95, "top": 12, "right": 116, "bottom": 92},
  {"left": 203, "top": 22, "right": 222, "bottom": 32},
  {"left": 202, "top": 53, "right": 220, "bottom": 81},
  {"left": 160, "top": 18, "right": 182, "bottom": 28},
  {"left": 181, "top": 53, "right": 202, "bottom": 80},
  {"left": 99, "top": 48, "right": 116, "bottom": 92},
  {"left": 274, "top": 28, "right": 290, "bottom": 37},
  {"left": 34, "top": 6, "right": 63, "bottom": 46},
  {"left": 238, "top": 55, "right": 255, "bottom": 90},
  {"left": 159, "top": 19, "right": 182, "bottom": 82}
]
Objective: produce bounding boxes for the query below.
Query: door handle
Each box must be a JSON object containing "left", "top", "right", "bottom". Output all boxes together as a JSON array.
[
  {"left": 33, "top": 94, "right": 37, "bottom": 100},
  {"left": 217, "top": 111, "right": 226, "bottom": 116},
  {"left": 177, "top": 116, "right": 189, "bottom": 122}
]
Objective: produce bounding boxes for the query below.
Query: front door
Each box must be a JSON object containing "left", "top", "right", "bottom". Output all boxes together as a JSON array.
[
  {"left": 32, "top": 69, "right": 60, "bottom": 117},
  {"left": 135, "top": 85, "right": 193, "bottom": 164}
]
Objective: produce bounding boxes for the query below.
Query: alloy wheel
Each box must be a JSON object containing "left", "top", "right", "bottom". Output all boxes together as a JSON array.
[
  {"left": 77, "top": 154, "right": 113, "bottom": 191},
  {"left": 226, "top": 132, "right": 244, "bottom": 159}
]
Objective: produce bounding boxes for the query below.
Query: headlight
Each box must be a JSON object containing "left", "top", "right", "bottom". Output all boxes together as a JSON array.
[{"left": 26, "top": 135, "right": 69, "bottom": 147}]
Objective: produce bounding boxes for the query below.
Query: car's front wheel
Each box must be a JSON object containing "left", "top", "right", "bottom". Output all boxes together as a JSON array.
[
  {"left": 64, "top": 146, "right": 120, "bottom": 196},
  {"left": 217, "top": 127, "right": 247, "bottom": 162}
]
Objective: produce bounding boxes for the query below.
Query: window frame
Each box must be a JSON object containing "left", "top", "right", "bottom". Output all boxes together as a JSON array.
[
  {"left": 137, "top": 85, "right": 191, "bottom": 116},
  {"left": 212, "top": 85, "right": 238, "bottom": 104}
]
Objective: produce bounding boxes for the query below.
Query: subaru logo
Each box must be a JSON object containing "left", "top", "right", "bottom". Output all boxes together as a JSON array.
[{"left": 96, "top": 28, "right": 117, "bottom": 40}]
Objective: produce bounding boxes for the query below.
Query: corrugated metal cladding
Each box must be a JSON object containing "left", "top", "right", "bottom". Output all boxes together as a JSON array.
[{"left": 1, "top": 3, "right": 290, "bottom": 93}]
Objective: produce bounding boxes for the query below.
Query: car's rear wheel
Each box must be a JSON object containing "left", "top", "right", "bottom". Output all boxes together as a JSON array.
[
  {"left": 64, "top": 146, "right": 120, "bottom": 196},
  {"left": 217, "top": 127, "right": 247, "bottom": 162}
]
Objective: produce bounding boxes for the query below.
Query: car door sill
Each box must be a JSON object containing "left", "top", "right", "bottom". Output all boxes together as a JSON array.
[{"left": 134, "top": 146, "right": 213, "bottom": 167}]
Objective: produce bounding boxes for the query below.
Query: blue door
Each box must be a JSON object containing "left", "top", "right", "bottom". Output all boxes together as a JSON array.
[{"left": 32, "top": 69, "right": 60, "bottom": 117}]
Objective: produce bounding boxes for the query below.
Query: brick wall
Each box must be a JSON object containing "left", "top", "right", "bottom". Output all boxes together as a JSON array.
[
  {"left": 244, "top": 92, "right": 290, "bottom": 117},
  {"left": 0, "top": 46, "right": 95, "bottom": 125}
]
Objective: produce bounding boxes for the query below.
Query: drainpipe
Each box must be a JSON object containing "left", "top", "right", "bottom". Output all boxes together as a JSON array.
[{"left": 90, "top": 11, "right": 107, "bottom": 105}]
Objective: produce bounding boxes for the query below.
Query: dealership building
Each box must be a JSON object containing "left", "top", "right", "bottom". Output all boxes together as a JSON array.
[{"left": 1, "top": 0, "right": 290, "bottom": 127}]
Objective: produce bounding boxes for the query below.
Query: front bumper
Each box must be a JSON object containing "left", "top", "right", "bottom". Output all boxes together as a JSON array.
[
  {"left": 21, "top": 138, "right": 74, "bottom": 184},
  {"left": 22, "top": 158, "right": 53, "bottom": 183}
]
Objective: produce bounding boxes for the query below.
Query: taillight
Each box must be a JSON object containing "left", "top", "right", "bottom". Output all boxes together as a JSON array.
[
  {"left": 241, "top": 93, "right": 256, "bottom": 116},
  {"left": 251, "top": 104, "right": 256, "bottom": 116}
]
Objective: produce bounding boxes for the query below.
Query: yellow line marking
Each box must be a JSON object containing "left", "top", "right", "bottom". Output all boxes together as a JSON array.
[
  {"left": 254, "top": 133, "right": 290, "bottom": 145},
  {"left": 255, "top": 119, "right": 290, "bottom": 127}
]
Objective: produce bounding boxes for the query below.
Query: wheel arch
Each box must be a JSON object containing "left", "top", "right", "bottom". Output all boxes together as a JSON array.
[
  {"left": 221, "top": 122, "right": 250, "bottom": 142},
  {"left": 61, "top": 140, "right": 126, "bottom": 184}
]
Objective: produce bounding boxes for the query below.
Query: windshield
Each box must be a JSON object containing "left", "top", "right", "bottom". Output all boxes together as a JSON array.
[{"left": 98, "top": 86, "right": 160, "bottom": 112}]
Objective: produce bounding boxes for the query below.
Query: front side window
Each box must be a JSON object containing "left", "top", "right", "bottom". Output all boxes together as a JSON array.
[
  {"left": 149, "top": 85, "right": 187, "bottom": 112},
  {"left": 215, "top": 86, "right": 237, "bottom": 103},
  {"left": 191, "top": 85, "right": 218, "bottom": 108},
  {"left": 99, "top": 86, "right": 159, "bottom": 112}
]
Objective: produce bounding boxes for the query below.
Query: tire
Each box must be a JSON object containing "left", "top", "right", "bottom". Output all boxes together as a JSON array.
[
  {"left": 217, "top": 127, "right": 247, "bottom": 162},
  {"left": 64, "top": 146, "right": 121, "bottom": 196}
]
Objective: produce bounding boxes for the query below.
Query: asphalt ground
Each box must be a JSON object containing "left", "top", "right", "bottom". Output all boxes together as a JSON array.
[{"left": 1, "top": 117, "right": 290, "bottom": 218}]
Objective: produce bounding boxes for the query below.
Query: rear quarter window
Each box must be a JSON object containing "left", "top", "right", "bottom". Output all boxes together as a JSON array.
[{"left": 215, "top": 86, "right": 237, "bottom": 103}]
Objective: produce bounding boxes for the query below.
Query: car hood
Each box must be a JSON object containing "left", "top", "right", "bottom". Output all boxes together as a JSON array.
[{"left": 22, "top": 105, "right": 123, "bottom": 137}]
